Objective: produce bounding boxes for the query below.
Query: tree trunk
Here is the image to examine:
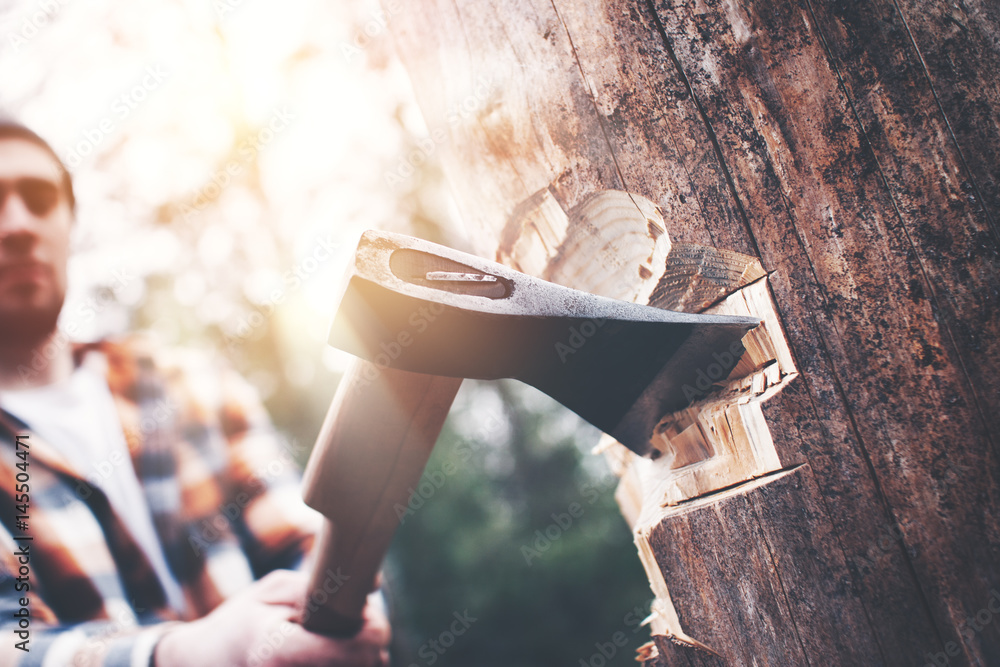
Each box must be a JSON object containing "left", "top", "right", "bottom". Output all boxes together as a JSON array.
[{"left": 385, "top": 0, "right": 1000, "bottom": 664}]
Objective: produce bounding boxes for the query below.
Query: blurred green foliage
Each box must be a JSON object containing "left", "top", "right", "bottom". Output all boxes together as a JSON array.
[{"left": 385, "top": 381, "right": 653, "bottom": 667}]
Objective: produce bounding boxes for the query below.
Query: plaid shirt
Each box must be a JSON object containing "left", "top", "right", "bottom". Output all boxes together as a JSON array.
[{"left": 0, "top": 335, "right": 320, "bottom": 666}]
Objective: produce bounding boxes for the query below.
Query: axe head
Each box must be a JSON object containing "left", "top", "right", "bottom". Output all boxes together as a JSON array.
[{"left": 328, "top": 230, "right": 759, "bottom": 456}]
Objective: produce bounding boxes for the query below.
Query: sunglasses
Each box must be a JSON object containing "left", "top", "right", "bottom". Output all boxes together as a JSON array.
[{"left": 0, "top": 177, "right": 62, "bottom": 217}]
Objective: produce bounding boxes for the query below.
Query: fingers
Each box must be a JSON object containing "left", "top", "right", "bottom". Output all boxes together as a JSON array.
[
  {"left": 276, "top": 621, "right": 390, "bottom": 667},
  {"left": 250, "top": 569, "right": 309, "bottom": 607},
  {"left": 239, "top": 570, "right": 392, "bottom": 666},
  {"left": 356, "top": 593, "right": 391, "bottom": 647},
  {"left": 293, "top": 593, "right": 391, "bottom": 666}
]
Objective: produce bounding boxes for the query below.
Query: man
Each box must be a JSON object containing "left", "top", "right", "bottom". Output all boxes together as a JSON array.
[{"left": 0, "top": 120, "right": 390, "bottom": 666}]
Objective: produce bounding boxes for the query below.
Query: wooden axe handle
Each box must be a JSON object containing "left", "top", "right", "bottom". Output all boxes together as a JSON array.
[{"left": 300, "top": 358, "right": 461, "bottom": 636}]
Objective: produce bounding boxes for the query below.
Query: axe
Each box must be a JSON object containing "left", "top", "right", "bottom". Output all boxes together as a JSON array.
[{"left": 299, "top": 230, "right": 758, "bottom": 636}]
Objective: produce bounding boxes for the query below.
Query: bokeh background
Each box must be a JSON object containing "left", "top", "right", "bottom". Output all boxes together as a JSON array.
[{"left": 0, "top": 1, "right": 652, "bottom": 663}]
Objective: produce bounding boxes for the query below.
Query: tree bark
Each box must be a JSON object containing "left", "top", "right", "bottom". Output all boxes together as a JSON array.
[{"left": 385, "top": 0, "right": 1000, "bottom": 664}]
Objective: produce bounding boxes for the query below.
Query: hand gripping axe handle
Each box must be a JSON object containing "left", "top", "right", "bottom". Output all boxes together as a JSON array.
[
  {"left": 299, "top": 360, "right": 460, "bottom": 636},
  {"left": 300, "top": 230, "right": 759, "bottom": 636}
]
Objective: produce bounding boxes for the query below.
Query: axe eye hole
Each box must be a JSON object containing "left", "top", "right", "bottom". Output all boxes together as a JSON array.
[{"left": 389, "top": 248, "right": 512, "bottom": 299}]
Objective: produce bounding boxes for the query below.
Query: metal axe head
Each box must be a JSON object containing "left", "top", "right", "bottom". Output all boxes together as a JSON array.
[{"left": 328, "top": 230, "right": 760, "bottom": 456}]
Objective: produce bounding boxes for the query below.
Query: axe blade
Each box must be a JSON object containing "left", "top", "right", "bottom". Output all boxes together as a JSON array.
[{"left": 329, "top": 230, "right": 759, "bottom": 456}]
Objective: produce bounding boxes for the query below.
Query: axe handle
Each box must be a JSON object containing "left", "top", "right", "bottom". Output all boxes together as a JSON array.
[{"left": 300, "top": 358, "right": 461, "bottom": 636}]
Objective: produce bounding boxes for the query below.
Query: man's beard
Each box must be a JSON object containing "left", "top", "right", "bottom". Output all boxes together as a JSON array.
[{"left": 0, "top": 293, "right": 63, "bottom": 348}]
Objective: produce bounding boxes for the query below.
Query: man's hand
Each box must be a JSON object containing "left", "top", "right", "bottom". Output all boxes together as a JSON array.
[{"left": 154, "top": 570, "right": 390, "bottom": 667}]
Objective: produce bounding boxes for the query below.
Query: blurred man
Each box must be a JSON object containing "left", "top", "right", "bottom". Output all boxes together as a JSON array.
[{"left": 0, "top": 119, "right": 389, "bottom": 666}]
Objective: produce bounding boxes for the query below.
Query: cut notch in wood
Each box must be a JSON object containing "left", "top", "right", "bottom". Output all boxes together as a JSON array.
[
  {"left": 608, "top": 273, "right": 797, "bottom": 517},
  {"left": 498, "top": 187, "right": 670, "bottom": 303},
  {"left": 499, "top": 184, "right": 798, "bottom": 661}
]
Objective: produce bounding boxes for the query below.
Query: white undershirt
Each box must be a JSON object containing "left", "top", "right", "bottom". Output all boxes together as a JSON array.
[{"left": 0, "top": 359, "right": 186, "bottom": 615}]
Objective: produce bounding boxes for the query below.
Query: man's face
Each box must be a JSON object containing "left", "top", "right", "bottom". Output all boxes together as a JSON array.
[{"left": 0, "top": 138, "right": 72, "bottom": 345}]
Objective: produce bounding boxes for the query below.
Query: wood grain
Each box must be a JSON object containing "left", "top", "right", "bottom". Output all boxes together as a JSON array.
[
  {"left": 387, "top": 0, "right": 1000, "bottom": 662},
  {"left": 300, "top": 360, "right": 462, "bottom": 635}
]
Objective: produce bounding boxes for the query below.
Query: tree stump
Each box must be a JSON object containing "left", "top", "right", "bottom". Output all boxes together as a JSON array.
[{"left": 385, "top": 0, "right": 1000, "bottom": 664}]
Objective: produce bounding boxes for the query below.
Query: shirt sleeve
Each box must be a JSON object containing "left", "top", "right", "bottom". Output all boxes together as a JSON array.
[
  {"left": 0, "top": 533, "right": 177, "bottom": 667},
  {"left": 207, "top": 363, "right": 321, "bottom": 575}
]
